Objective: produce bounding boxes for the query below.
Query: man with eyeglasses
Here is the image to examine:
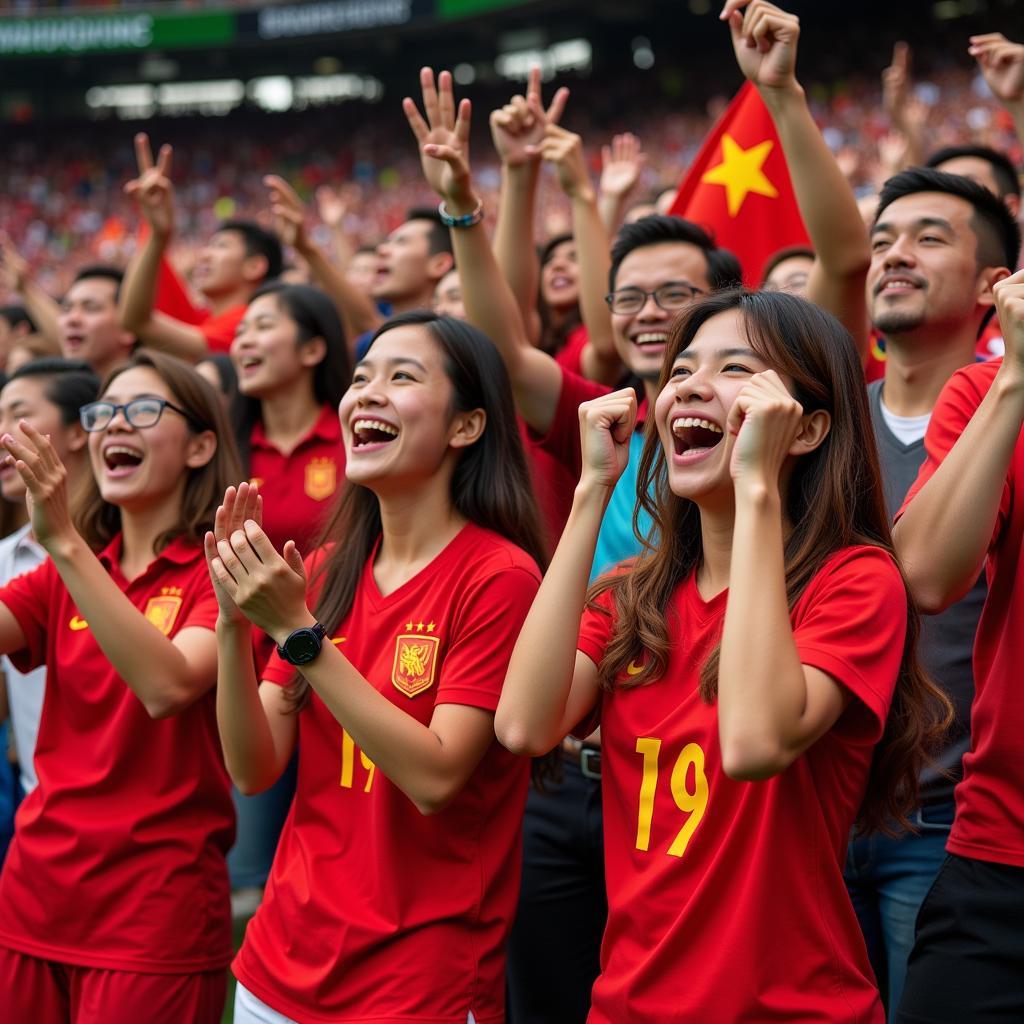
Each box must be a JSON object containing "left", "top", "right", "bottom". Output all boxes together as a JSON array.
[{"left": 534, "top": 214, "right": 741, "bottom": 579}]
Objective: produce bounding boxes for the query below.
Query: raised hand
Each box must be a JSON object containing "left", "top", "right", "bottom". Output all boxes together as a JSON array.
[
  {"left": 882, "top": 41, "right": 913, "bottom": 126},
  {"left": 205, "top": 482, "right": 263, "bottom": 625},
  {"left": 490, "top": 67, "right": 569, "bottom": 168},
  {"left": 969, "top": 33, "right": 1024, "bottom": 106},
  {"left": 0, "top": 232, "right": 30, "bottom": 293},
  {"left": 600, "top": 133, "right": 646, "bottom": 200},
  {"left": 1, "top": 421, "right": 75, "bottom": 550},
  {"left": 534, "top": 124, "right": 594, "bottom": 202},
  {"left": 725, "top": 370, "right": 804, "bottom": 496},
  {"left": 315, "top": 183, "right": 352, "bottom": 229},
  {"left": 404, "top": 67, "right": 475, "bottom": 209},
  {"left": 123, "top": 133, "right": 175, "bottom": 240},
  {"left": 721, "top": 0, "right": 800, "bottom": 91},
  {"left": 994, "top": 269, "right": 1024, "bottom": 381},
  {"left": 264, "top": 175, "right": 310, "bottom": 252},
  {"left": 577, "top": 388, "right": 638, "bottom": 493}
]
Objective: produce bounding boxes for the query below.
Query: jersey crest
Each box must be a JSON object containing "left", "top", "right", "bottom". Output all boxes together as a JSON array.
[
  {"left": 144, "top": 588, "right": 183, "bottom": 636},
  {"left": 392, "top": 625, "right": 439, "bottom": 698},
  {"left": 305, "top": 458, "right": 337, "bottom": 501}
]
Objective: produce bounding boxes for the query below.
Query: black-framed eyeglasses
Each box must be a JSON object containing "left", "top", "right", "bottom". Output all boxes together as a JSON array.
[
  {"left": 79, "top": 398, "right": 200, "bottom": 433},
  {"left": 604, "top": 283, "right": 705, "bottom": 315}
]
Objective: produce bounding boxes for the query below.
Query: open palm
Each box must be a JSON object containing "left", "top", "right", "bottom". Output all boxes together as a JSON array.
[{"left": 404, "top": 68, "right": 472, "bottom": 204}]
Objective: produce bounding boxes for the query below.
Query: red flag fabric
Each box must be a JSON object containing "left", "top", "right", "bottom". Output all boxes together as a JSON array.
[{"left": 668, "top": 81, "right": 810, "bottom": 287}]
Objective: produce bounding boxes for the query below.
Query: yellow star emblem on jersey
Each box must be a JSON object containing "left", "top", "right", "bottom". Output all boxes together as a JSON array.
[{"left": 701, "top": 134, "right": 778, "bottom": 217}]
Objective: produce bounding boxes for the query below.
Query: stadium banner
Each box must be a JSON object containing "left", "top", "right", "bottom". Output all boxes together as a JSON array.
[{"left": 0, "top": 12, "right": 236, "bottom": 56}]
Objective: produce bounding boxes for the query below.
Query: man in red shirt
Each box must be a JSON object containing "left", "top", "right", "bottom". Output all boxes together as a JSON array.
[
  {"left": 118, "top": 134, "right": 283, "bottom": 361},
  {"left": 893, "top": 264, "right": 1024, "bottom": 1020}
]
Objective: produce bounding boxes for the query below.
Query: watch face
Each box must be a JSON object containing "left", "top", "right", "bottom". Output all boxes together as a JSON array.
[{"left": 286, "top": 628, "right": 321, "bottom": 665}]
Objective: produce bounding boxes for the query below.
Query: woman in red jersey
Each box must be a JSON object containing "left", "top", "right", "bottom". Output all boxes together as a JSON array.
[
  {"left": 0, "top": 350, "right": 240, "bottom": 1024},
  {"left": 228, "top": 281, "right": 351, "bottom": 895},
  {"left": 207, "top": 310, "right": 545, "bottom": 1024},
  {"left": 231, "top": 281, "right": 349, "bottom": 561},
  {"left": 496, "top": 289, "right": 952, "bottom": 1023}
]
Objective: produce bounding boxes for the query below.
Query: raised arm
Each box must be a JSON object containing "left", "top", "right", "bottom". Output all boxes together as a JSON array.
[
  {"left": 0, "top": 233, "right": 61, "bottom": 347},
  {"left": 597, "top": 132, "right": 647, "bottom": 236},
  {"left": 1, "top": 421, "right": 217, "bottom": 718},
  {"left": 491, "top": 70, "right": 569, "bottom": 345},
  {"left": 206, "top": 483, "right": 297, "bottom": 794},
  {"left": 536, "top": 122, "right": 622, "bottom": 385},
  {"left": 881, "top": 43, "right": 927, "bottom": 170},
  {"left": 894, "top": 272, "right": 1022, "bottom": 613},
  {"left": 264, "top": 174, "right": 382, "bottom": 343},
  {"left": 970, "top": 33, "right": 1024, "bottom": 172},
  {"left": 724, "top": 0, "right": 871, "bottom": 358},
  {"left": 716, "top": 370, "right": 848, "bottom": 779},
  {"left": 120, "top": 134, "right": 210, "bottom": 361},
  {"left": 404, "top": 68, "right": 563, "bottom": 433},
  {"left": 495, "top": 389, "right": 636, "bottom": 754}
]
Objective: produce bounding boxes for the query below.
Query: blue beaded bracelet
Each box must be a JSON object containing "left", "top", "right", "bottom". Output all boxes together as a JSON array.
[{"left": 438, "top": 198, "right": 484, "bottom": 228}]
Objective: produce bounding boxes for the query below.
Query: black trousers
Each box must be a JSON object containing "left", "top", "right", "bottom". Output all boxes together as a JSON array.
[
  {"left": 897, "top": 852, "right": 1024, "bottom": 1023},
  {"left": 506, "top": 760, "right": 607, "bottom": 1024}
]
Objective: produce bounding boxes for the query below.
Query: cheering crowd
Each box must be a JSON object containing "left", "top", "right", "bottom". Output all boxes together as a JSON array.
[{"left": 0, "top": 1, "right": 1022, "bottom": 1022}]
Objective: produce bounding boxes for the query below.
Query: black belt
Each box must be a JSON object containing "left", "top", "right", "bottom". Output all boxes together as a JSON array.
[{"left": 561, "top": 737, "right": 601, "bottom": 780}]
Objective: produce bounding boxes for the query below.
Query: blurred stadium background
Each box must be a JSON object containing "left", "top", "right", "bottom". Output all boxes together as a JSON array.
[{"left": 2, "top": 0, "right": 1020, "bottom": 303}]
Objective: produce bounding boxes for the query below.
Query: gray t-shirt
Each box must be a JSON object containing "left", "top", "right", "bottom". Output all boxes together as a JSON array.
[{"left": 869, "top": 380, "right": 983, "bottom": 805}]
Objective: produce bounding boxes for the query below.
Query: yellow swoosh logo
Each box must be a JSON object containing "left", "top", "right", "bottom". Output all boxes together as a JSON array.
[
  {"left": 69, "top": 616, "right": 89, "bottom": 631},
  {"left": 626, "top": 660, "right": 643, "bottom": 676}
]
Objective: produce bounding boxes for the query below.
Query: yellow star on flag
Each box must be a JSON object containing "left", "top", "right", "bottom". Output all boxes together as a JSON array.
[{"left": 700, "top": 134, "right": 778, "bottom": 217}]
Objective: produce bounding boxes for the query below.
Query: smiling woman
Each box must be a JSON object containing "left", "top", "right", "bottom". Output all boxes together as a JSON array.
[
  {"left": 207, "top": 311, "right": 548, "bottom": 1024},
  {"left": 0, "top": 349, "right": 242, "bottom": 1023},
  {"left": 495, "top": 288, "right": 953, "bottom": 1023}
]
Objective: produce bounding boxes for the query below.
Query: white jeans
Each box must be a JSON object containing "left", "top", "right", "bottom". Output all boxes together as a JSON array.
[{"left": 234, "top": 982, "right": 478, "bottom": 1023}]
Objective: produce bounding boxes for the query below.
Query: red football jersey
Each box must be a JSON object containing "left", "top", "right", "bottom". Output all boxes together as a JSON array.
[
  {"left": 0, "top": 536, "right": 233, "bottom": 972},
  {"left": 899, "top": 359, "right": 1024, "bottom": 868},
  {"left": 576, "top": 547, "right": 904, "bottom": 1023},
  {"left": 197, "top": 304, "right": 246, "bottom": 354},
  {"left": 234, "top": 523, "right": 540, "bottom": 1024},
  {"left": 249, "top": 404, "right": 344, "bottom": 555}
]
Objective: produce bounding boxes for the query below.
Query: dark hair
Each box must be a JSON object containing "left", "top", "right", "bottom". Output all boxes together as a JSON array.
[
  {"left": 285, "top": 311, "right": 546, "bottom": 709},
  {"left": 536, "top": 233, "right": 582, "bottom": 357},
  {"left": 761, "top": 245, "right": 815, "bottom": 285},
  {"left": 405, "top": 207, "right": 454, "bottom": 257},
  {"left": 7, "top": 357, "right": 100, "bottom": 425},
  {"left": 926, "top": 144, "right": 1021, "bottom": 200},
  {"left": 231, "top": 282, "right": 350, "bottom": 472},
  {"left": 0, "top": 305, "right": 36, "bottom": 333},
  {"left": 590, "top": 288, "right": 952, "bottom": 834},
  {"left": 215, "top": 219, "right": 284, "bottom": 282},
  {"left": 196, "top": 353, "right": 238, "bottom": 402},
  {"left": 875, "top": 168, "right": 1021, "bottom": 272},
  {"left": 609, "top": 215, "right": 742, "bottom": 292},
  {"left": 71, "top": 264, "right": 125, "bottom": 300},
  {"left": 77, "top": 350, "right": 241, "bottom": 553}
]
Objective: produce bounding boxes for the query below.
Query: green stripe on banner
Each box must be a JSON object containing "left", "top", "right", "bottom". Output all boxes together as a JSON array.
[
  {"left": 437, "top": 0, "right": 532, "bottom": 19},
  {"left": 0, "top": 12, "right": 235, "bottom": 56}
]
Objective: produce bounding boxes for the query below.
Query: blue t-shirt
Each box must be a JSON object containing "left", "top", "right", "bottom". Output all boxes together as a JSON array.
[
  {"left": 591, "top": 431, "right": 652, "bottom": 582},
  {"left": 536, "top": 367, "right": 653, "bottom": 582}
]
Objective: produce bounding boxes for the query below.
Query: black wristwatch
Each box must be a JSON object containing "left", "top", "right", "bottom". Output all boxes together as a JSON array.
[{"left": 276, "top": 623, "right": 328, "bottom": 665}]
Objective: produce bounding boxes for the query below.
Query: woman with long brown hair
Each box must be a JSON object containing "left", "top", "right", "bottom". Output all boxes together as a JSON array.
[
  {"left": 206, "top": 311, "right": 545, "bottom": 1024},
  {"left": 0, "top": 350, "right": 240, "bottom": 1023},
  {"left": 496, "top": 288, "right": 951, "bottom": 1023}
]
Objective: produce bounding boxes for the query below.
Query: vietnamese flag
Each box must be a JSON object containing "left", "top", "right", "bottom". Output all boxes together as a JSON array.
[{"left": 668, "top": 81, "right": 809, "bottom": 287}]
